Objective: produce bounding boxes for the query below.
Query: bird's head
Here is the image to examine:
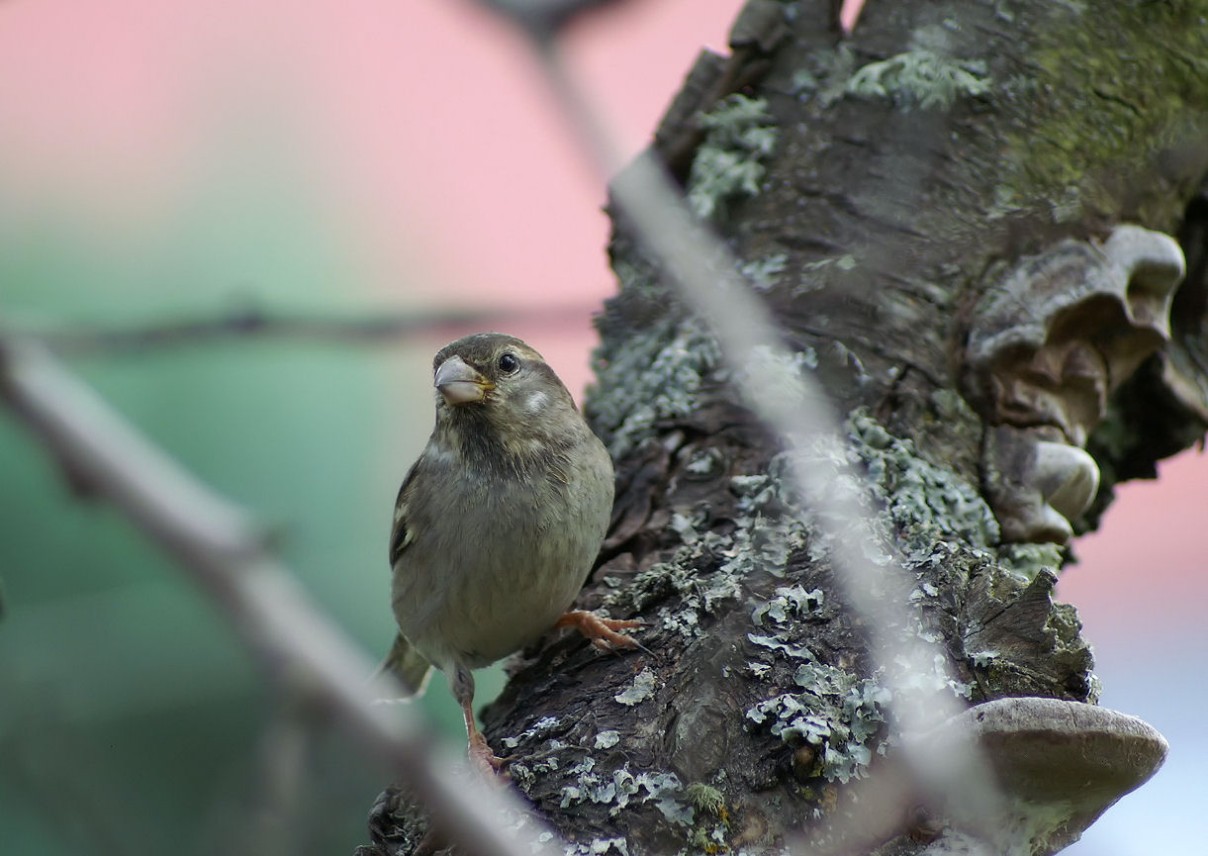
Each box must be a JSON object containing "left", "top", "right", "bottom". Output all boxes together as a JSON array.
[{"left": 430, "top": 333, "right": 577, "bottom": 433}]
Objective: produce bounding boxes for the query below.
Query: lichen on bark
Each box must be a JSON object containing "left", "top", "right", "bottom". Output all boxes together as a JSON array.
[{"left": 360, "top": 1, "right": 1208, "bottom": 853}]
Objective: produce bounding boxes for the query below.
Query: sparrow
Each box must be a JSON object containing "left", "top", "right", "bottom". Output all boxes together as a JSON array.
[{"left": 380, "top": 332, "right": 640, "bottom": 774}]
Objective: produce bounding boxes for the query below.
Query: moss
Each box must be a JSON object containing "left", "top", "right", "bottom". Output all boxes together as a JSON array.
[
  {"left": 683, "top": 783, "right": 730, "bottom": 855},
  {"left": 685, "top": 782, "right": 727, "bottom": 819},
  {"left": 1001, "top": 2, "right": 1208, "bottom": 220},
  {"left": 845, "top": 49, "right": 990, "bottom": 110}
]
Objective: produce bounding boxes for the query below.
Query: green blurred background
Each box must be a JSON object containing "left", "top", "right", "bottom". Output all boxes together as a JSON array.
[{"left": 0, "top": 161, "right": 496, "bottom": 853}]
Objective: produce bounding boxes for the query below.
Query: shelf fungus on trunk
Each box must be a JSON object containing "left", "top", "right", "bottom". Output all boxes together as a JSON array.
[
  {"left": 962, "top": 224, "right": 1186, "bottom": 544},
  {"left": 800, "top": 697, "right": 1168, "bottom": 856}
]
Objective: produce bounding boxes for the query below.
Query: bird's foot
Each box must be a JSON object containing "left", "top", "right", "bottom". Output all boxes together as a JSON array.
[
  {"left": 555, "top": 610, "right": 646, "bottom": 653},
  {"left": 467, "top": 731, "right": 509, "bottom": 780}
]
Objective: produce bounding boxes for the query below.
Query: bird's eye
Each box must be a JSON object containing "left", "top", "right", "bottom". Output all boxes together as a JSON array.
[{"left": 498, "top": 352, "right": 521, "bottom": 374}]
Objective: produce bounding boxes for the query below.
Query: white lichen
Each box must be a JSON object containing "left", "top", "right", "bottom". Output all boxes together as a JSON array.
[
  {"left": 745, "top": 661, "right": 891, "bottom": 783},
  {"left": 739, "top": 253, "right": 789, "bottom": 291},
  {"left": 588, "top": 317, "right": 722, "bottom": 459},
  {"left": 845, "top": 48, "right": 991, "bottom": 110},
  {"left": 501, "top": 715, "right": 562, "bottom": 749},
  {"left": 686, "top": 94, "right": 778, "bottom": 221},
  {"left": 562, "top": 837, "right": 630, "bottom": 856},
  {"left": 848, "top": 409, "right": 1000, "bottom": 553},
  {"left": 752, "top": 585, "right": 824, "bottom": 626},
  {"left": 615, "top": 668, "right": 658, "bottom": 706},
  {"left": 560, "top": 764, "right": 687, "bottom": 822}
]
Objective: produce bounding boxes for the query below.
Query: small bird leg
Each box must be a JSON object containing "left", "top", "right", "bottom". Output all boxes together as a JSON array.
[
  {"left": 555, "top": 609, "right": 645, "bottom": 652},
  {"left": 451, "top": 666, "right": 506, "bottom": 777}
]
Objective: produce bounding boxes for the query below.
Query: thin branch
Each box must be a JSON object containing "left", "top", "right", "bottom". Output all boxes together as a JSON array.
[
  {"left": 0, "top": 332, "right": 550, "bottom": 856},
  {"left": 25, "top": 302, "right": 596, "bottom": 357}
]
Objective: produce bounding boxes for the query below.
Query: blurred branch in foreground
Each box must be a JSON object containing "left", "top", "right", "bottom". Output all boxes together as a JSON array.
[
  {"left": 0, "top": 332, "right": 549, "bottom": 856},
  {"left": 19, "top": 301, "right": 596, "bottom": 356}
]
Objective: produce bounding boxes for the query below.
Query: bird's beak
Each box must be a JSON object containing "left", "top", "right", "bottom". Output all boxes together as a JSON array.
[{"left": 434, "top": 355, "right": 493, "bottom": 405}]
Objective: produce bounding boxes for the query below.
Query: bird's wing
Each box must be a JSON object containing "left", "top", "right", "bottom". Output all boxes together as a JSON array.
[
  {"left": 375, "top": 632, "right": 433, "bottom": 697},
  {"left": 388, "top": 459, "right": 421, "bottom": 568},
  {"left": 381, "top": 459, "right": 433, "bottom": 697}
]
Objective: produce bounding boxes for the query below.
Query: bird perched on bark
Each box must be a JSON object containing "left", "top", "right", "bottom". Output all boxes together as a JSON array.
[{"left": 380, "top": 332, "right": 640, "bottom": 774}]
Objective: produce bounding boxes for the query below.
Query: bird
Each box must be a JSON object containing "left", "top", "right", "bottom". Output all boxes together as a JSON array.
[{"left": 380, "top": 332, "right": 640, "bottom": 774}]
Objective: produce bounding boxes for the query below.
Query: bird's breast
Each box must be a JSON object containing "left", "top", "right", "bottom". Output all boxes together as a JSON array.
[{"left": 391, "top": 447, "right": 611, "bottom": 670}]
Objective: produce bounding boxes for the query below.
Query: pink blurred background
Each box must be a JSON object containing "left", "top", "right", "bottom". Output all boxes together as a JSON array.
[{"left": 0, "top": 1, "right": 1203, "bottom": 853}]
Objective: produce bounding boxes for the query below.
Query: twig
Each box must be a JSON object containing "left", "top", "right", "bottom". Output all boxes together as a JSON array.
[
  {"left": 25, "top": 302, "right": 596, "bottom": 357},
  {"left": 0, "top": 332, "right": 550, "bottom": 856}
]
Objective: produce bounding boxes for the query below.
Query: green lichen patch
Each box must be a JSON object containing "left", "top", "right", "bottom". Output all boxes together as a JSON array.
[
  {"left": 745, "top": 661, "right": 891, "bottom": 783},
  {"left": 602, "top": 449, "right": 822, "bottom": 639},
  {"left": 845, "top": 49, "right": 991, "bottom": 110},
  {"left": 602, "top": 540, "right": 739, "bottom": 638},
  {"left": 997, "top": 541, "right": 1065, "bottom": 582},
  {"left": 586, "top": 387, "right": 1097, "bottom": 843},
  {"left": 587, "top": 316, "right": 722, "bottom": 459},
  {"left": 848, "top": 409, "right": 1001, "bottom": 554},
  {"left": 686, "top": 94, "right": 778, "bottom": 222},
  {"left": 729, "top": 345, "right": 820, "bottom": 412},
  {"left": 559, "top": 764, "right": 690, "bottom": 823},
  {"left": 793, "top": 253, "right": 859, "bottom": 294},
  {"left": 726, "top": 454, "right": 821, "bottom": 570}
]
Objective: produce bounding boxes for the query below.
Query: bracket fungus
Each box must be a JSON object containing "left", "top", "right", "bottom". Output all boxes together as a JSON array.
[
  {"left": 963, "top": 224, "right": 1186, "bottom": 543},
  {"left": 915, "top": 697, "right": 1169, "bottom": 855},
  {"left": 795, "top": 697, "right": 1165, "bottom": 855}
]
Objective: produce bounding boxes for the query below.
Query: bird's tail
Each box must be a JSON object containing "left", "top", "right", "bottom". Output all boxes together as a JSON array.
[{"left": 372, "top": 633, "right": 433, "bottom": 699}]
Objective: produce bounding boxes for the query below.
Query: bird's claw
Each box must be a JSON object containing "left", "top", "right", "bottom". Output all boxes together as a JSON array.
[
  {"left": 468, "top": 732, "right": 510, "bottom": 780},
  {"left": 556, "top": 610, "right": 650, "bottom": 655}
]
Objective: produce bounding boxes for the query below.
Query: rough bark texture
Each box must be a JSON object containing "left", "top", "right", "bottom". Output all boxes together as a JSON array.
[{"left": 362, "top": 1, "right": 1208, "bottom": 854}]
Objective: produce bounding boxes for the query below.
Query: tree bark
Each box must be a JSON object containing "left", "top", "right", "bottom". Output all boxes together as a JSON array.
[{"left": 363, "top": 1, "right": 1208, "bottom": 853}]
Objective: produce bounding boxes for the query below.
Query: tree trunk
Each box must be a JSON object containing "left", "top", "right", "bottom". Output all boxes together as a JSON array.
[{"left": 363, "top": 1, "right": 1208, "bottom": 853}]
